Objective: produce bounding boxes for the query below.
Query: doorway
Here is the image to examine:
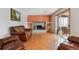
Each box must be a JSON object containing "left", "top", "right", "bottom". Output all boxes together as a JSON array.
[{"left": 57, "top": 9, "right": 70, "bottom": 39}]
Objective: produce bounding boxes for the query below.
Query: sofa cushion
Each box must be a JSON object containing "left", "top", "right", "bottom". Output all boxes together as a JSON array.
[
  {"left": 0, "top": 40, "right": 2, "bottom": 49},
  {"left": 68, "top": 36, "right": 79, "bottom": 44},
  {"left": 2, "top": 42, "right": 15, "bottom": 50},
  {"left": 14, "top": 26, "right": 25, "bottom": 33},
  {"left": 58, "top": 43, "right": 79, "bottom": 50},
  {"left": 2, "top": 36, "right": 16, "bottom": 44}
]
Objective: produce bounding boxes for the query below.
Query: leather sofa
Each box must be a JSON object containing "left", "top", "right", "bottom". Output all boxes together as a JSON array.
[
  {"left": 58, "top": 36, "right": 79, "bottom": 50},
  {"left": 10, "top": 25, "right": 32, "bottom": 42},
  {"left": 0, "top": 35, "right": 25, "bottom": 50}
]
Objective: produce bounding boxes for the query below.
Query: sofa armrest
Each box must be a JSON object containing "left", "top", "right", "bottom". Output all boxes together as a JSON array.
[
  {"left": 68, "top": 36, "right": 79, "bottom": 44},
  {"left": 11, "top": 31, "right": 25, "bottom": 35},
  {"left": 0, "top": 36, "right": 25, "bottom": 50},
  {"left": 58, "top": 43, "right": 79, "bottom": 50}
]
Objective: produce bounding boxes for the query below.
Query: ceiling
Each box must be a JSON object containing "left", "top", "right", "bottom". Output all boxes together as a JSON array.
[{"left": 15, "top": 8, "right": 59, "bottom": 15}]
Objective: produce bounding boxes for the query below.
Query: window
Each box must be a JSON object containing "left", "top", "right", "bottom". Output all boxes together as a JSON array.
[{"left": 59, "top": 16, "right": 68, "bottom": 27}]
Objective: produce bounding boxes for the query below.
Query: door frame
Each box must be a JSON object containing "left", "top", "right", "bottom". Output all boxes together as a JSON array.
[{"left": 55, "top": 8, "right": 71, "bottom": 36}]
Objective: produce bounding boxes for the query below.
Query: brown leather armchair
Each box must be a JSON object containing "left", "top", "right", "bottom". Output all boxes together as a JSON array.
[
  {"left": 10, "top": 25, "right": 32, "bottom": 42},
  {"left": 10, "top": 26, "right": 27, "bottom": 42},
  {"left": 58, "top": 36, "right": 79, "bottom": 50}
]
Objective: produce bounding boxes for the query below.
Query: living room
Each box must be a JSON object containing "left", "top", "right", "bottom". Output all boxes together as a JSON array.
[{"left": 0, "top": 8, "right": 79, "bottom": 50}]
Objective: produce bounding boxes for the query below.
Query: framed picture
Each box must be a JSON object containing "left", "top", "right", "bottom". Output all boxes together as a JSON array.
[{"left": 11, "top": 8, "right": 21, "bottom": 21}]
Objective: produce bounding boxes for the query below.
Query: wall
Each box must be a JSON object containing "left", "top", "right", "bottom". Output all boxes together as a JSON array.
[
  {"left": 28, "top": 15, "right": 51, "bottom": 22},
  {"left": 51, "top": 15, "right": 55, "bottom": 33},
  {"left": 14, "top": 8, "right": 28, "bottom": 28},
  {"left": 51, "top": 15, "right": 58, "bottom": 33},
  {"left": 20, "top": 14, "right": 28, "bottom": 28},
  {"left": 70, "top": 8, "right": 79, "bottom": 37},
  {"left": 0, "top": 8, "right": 26, "bottom": 39},
  {"left": 0, "top": 8, "right": 10, "bottom": 38}
]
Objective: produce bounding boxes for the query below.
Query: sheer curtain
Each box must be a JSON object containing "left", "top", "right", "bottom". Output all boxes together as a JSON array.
[{"left": 59, "top": 16, "right": 68, "bottom": 27}]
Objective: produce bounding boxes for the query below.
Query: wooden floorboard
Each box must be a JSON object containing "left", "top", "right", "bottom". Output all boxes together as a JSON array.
[{"left": 24, "top": 32, "right": 57, "bottom": 50}]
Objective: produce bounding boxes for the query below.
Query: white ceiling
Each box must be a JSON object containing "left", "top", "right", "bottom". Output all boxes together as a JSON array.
[{"left": 15, "top": 8, "right": 59, "bottom": 15}]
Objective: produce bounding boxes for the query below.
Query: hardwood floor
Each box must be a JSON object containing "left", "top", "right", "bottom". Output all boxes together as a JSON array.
[{"left": 24, "top": 32, "right": 57, "bottom": 50}]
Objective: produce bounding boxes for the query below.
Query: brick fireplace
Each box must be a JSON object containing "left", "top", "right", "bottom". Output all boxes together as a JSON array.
[{"left": 28, "top": 15, "right": 51, "bottom": 32}]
